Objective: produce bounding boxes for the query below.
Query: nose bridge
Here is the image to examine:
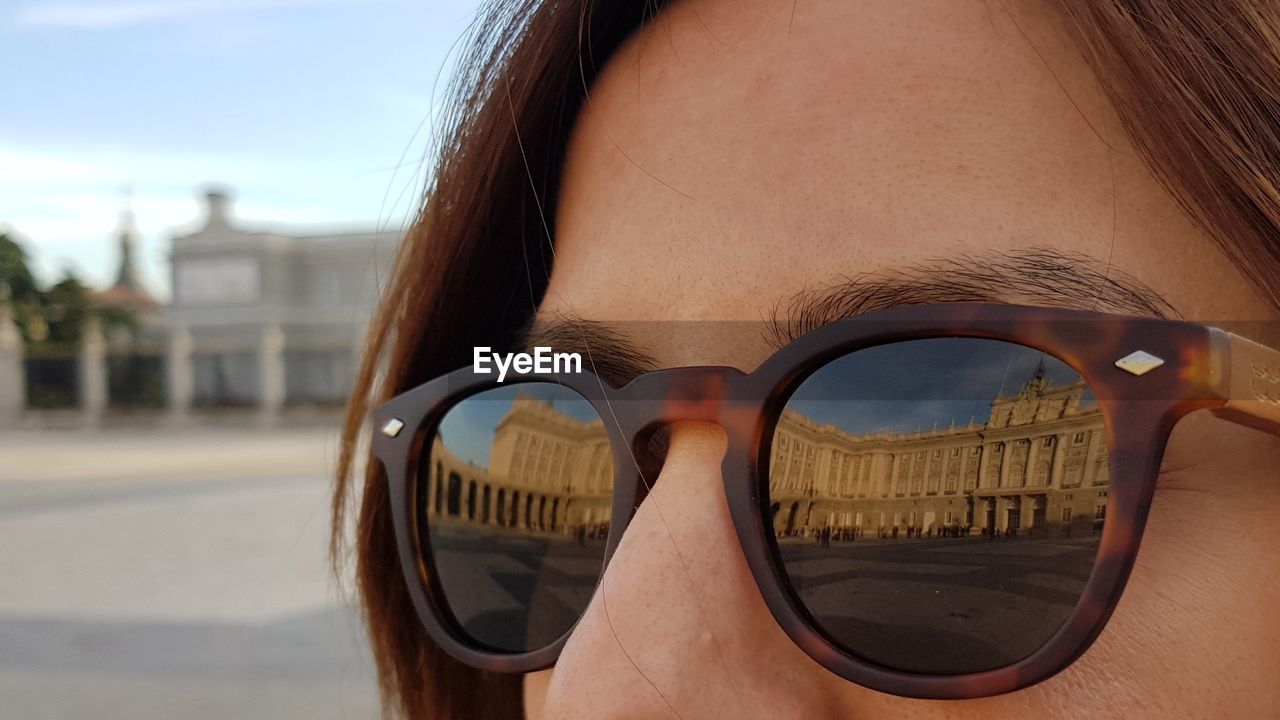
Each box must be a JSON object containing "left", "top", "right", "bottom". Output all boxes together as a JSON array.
[
  {"left": 619, "top": 365, "right": 745, "bottom": 426},
  {"left": 550, "top": 367, "right": 825, "bottom": 719}
]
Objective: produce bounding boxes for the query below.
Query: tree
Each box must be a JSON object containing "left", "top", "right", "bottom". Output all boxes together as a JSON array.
[
  {"left": 0, "top": 232, "right": 48, "bottom": 342},
  {"left": 0, "top": 233, "right": 38, "bottom": 299},
  {"left": 41, "top": 271, "right": 91, "bottom": 345},
  {"left": 0, "top": 232, "right": 133, "bottom": 347}
]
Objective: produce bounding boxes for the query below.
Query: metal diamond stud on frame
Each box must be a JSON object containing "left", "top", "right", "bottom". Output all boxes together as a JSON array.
[{"left": 1114, "top": 350, "right": 1165, "bottom": 376}]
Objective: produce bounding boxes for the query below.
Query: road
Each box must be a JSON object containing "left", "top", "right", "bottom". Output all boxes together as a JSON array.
[{"left": 0, "top": 425, "right": 379, "bottom": 720}]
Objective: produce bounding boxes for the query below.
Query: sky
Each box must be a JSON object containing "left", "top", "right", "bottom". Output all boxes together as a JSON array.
[
  {"left": 786, "top": 338, "right": 1091, "bottom": 435},
  {"left": 1, "top": 0, "right": 486, "bottom": 299}
]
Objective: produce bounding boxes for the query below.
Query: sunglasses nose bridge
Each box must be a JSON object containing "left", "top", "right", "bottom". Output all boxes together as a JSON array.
[{"left": 618, "top": 365, "right": 746, "bottom": 426}]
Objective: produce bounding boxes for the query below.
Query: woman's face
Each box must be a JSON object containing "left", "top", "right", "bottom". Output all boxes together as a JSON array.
[{"left": 520, "top": 0, "right": 1280, "bottom": 717}]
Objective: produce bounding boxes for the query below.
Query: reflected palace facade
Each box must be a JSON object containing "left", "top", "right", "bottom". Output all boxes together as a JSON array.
[
  {"left": 770, "top": 369, "right": 1109, "bottom": 537},
  {"left": 424, "top": 368, "right": 1109, "bottom": 538},
  {"left": 425, "top": 392, "right": 614, "bottom": 534}
]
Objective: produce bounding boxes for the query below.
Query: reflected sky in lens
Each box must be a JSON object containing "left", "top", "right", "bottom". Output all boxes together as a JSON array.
[
  {"left": 786, "top": 340, "right": 1093, "bottom": 436},
  {"left": 439, "top": 383, "right": 602, "bottom": 466}
]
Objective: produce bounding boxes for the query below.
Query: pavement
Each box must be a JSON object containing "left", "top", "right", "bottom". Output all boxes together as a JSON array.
[
  {"left": 0, "top": 425, "right": 379, "bottom": 720},
  {"left": 428, "top": 524, "right": 609, "bottom": 653},
  {"left": 779, "top": 533, "right": 1101, "bottom": 674}
]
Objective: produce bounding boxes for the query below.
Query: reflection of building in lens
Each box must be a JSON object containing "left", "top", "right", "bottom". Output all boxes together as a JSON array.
[
  {"left": 425, "top": 392, "right": 613, "bottom": 538},
  {"left": 770, "top": 366, "right": 1109, "bottom": 539}
]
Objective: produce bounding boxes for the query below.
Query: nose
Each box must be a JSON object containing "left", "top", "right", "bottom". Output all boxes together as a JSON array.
[{"left": 534, "top": 421, "right": 844, "bottom": 720}]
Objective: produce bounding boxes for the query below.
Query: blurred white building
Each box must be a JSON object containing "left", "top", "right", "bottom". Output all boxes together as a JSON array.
[
  {"left": 1, "top": 188, "right": 402, "bottom": 424},
  {"left": 167, "top": 189, "right": 401, "bottom": 412}
]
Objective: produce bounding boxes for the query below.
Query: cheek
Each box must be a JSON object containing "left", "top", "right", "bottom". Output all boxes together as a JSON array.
[{"left": 1057, "top": 412, "right": 1280, "bottom": 715}]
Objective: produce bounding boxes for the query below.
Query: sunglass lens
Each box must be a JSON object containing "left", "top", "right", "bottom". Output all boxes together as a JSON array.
[
  {"left": 421, "top": 383, "right": 614, "bottom": 653},
  {"left": 770, "top": 338, "right": 1107, "bottom": 674}
]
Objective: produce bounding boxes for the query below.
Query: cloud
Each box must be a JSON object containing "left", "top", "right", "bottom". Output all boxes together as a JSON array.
[
  {"left": 0, "top": 144, "right": 300, "bottom": 191},
  {"left": 0, "top": 142, "right": 406, "bottom": 296},
  {"left": 0, "top": 147, "right": 109, "bottom": 184},
  {"left": 15, "top": 0, "right": 348, "bottom": 30}
]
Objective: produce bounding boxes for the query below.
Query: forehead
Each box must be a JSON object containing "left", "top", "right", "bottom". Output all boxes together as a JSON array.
[
  {"left": 546, "top": 0, "right": 1121, "bottom": 322},
  {"left": 540, "top": 0, "right": 1261, "bottom": 342}
]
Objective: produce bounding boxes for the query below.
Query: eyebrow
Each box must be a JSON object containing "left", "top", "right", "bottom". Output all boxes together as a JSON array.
[
  {"left": 518, "top": 247, "right": 1178, "bottom": 384},
  {"left": 765, "top": 247, "right": 1177, "bottom": 345},
  {"left": 517, "top": 314, "right": 661, "bottom": 387}
]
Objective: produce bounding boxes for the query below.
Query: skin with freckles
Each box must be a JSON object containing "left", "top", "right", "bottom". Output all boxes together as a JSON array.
[{"left": 517, "top": 0, "right": 1280, "bottom": 717}]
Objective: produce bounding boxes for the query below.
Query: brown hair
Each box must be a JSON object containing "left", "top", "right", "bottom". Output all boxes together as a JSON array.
[{"left": 330, "top": 1, "right": 1280, "bottom": 717}]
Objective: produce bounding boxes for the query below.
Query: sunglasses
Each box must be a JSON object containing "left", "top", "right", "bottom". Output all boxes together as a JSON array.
[{"left": 370, "top": 302, "right": 1280, "bottom": 699}]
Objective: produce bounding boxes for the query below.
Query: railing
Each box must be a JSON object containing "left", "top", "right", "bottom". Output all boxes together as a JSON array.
[
  {"left": 23, "top": 342, "right": 79, "bottom": 409},
  {"left": 107, "top": 346, "right": 165, "bottom": 409},
  {"left": 0, "top": 309, "right": 357, "bottom": 426}
]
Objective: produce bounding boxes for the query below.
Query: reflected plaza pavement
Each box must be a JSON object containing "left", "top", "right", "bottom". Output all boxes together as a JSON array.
[
  {"left": 427, "top": 522, "right": 1097, "bottom": 674},
  {"left": 778, "top": 533, "right": 1098, "bottom": 672}
]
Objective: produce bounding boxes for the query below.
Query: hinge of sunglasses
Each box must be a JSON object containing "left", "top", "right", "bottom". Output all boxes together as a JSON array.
[{"left": 1206, "top": 327, "right": 1280, "bottom": 435}]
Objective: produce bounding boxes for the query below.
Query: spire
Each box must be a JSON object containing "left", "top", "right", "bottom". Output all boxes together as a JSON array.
[
  {"left": 114, "top": 202, "right": 140, "bottom": 291},
  {"left": 94, "top": 187, "right": 157, "bottom": 312},
  {"left": 1012, "top": 357, "right": 1048, "bottom": 398}
]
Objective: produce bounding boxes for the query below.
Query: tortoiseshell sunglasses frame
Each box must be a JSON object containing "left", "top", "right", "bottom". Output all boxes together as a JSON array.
[{"left": 370, "top": 302, "right": 1280, "bottom": 700}]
